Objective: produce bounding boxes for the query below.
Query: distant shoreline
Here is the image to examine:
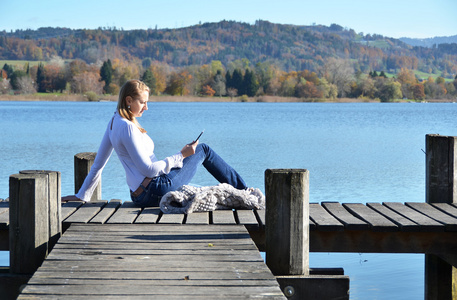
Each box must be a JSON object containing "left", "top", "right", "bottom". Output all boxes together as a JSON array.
[{"left": 0, "top": 94, "right": 453, "bottom": 103}]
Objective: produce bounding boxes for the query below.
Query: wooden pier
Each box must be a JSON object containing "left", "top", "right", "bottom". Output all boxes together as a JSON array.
[
  {"left": 20, "top": 224, "right": 284, "bottom": 299},
  {"left": 0, "top": 133, "right": 456, "bottom": 299},
  {"left": 1, "top": 198, "right": 457, "bottom": 299}
]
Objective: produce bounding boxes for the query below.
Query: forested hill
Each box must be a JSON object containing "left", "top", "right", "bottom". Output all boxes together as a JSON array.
[
  {"left": 1, "top": 20, "right": 456, "bottom": 75},
  {"left": 400, "top": 35, "right": 457, "bottom": 48}
]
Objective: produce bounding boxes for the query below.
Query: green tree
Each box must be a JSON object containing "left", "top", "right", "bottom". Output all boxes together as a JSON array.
[
  {"left": 436, "top": 77, "right": 445, "bottom": 85},
  {"left": 100, "top": 59, "right": 113, "bottom": 93},
  {"left": 377, "top": 79, "right": 402, "bottom": 102},
  {"left": 230, "top": 69, "right": 244, "bottom": 95},
  {"left": 36, "top": 63, "right": 46, "bottom": 93},
  {"left": 10, "top": 70, "right": 28, "bottom": 90},
  {"left": 225, "top": 71, "right": 232, "bottom": 89},
  {"left": 141, "top": 68, "right": 157, "bottom": 95},
  {"left": 243, "top": 69, "right": 258, "bottom": 97}
]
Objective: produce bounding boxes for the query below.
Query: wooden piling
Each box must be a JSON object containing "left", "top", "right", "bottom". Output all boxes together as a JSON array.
[
  {"left": 74, "top": 152, "right": 100, "bottom": 201},
  {"left": 425, "top": 134, "right": 457, "bottom": 300},
  {"left": 9, "top": 173, "right": 49, "bottom": 274},
  {"left": 264, "top": 169, "right": 349, "bottom": 299},
  {"left": 19, "top": 170, "right": 61, "bottom": 249},
  {"left": 265, "top": 169, "right": 309, "bottom": 276}
]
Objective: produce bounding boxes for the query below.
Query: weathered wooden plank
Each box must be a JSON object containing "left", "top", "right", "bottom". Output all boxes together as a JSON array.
[
  {"left": 106, "top": 201, "right": 141, "bottom": 224},
  {"left": 27, "top": 276, "right": 278, "bottom": 287},
  {"left": 157, "top": 212, "right": 185, "bottom": 224},
  {"left": 59, "top": 223, "right": 249, "bottom": 234},
  {"left": 321, "top": 202, "right": 369, "bottom": 230},
  {"left": 383, "top": 202, "right": 445, "bottom": 231},
  {"left": 235, "top": 209, "right": 259, "bottom": 226},
  {"left": 254, "top": 209, "right": 265, "bottom": 227},
  {"left": 64, "top": 201, "right": 107, "bottom": 224},
  {"left": 28, "top": 270, "right": 277, "bottom": 281},
  {"left": 343, "top": 203, "right": 398, "bottom": 232},
  {"left": 20, "top": 285, "right": 284, "bottom": 297},
  {"left": 185, "top": 212, "right": 209, "bottom": 224},
  {"left": 135, "top": 207, "right": 161, "bottom": 224},
  {"left": 19, "top": 296, "right": 270, "bottom": 300},
  {"left": 309, "top": 203, "right": 344, "bottom": 231},
  {"left": 366, "top": 202, "right": 419, "bottom": 231},
  {"left": 61, "top": 201, "right": 84, "bottom": 220},
  {"left": 431, "top": 203, "right": 457, "bottom": 219},
  {"left": 406, "top": 202, "right": 457, "bottom": 231},
  {"left": 211, "top": 210, "right": 237, "bottom": 224},
  {"left": 90, "top": 199, "right": 122, "bottom": 224}
]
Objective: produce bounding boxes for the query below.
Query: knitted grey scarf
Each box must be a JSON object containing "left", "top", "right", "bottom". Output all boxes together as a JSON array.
[{"left": 160, "top": 183, "right": 265, "bottom": 214}]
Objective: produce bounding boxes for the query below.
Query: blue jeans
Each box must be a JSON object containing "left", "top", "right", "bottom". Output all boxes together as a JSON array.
[{"left": 131, "top": 143, "right": 247, "bottom": 207}]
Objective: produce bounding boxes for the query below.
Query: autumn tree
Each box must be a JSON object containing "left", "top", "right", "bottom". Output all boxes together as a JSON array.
[
  {"left": 111, "top": 58, "right": 140, "bottom": 89},
  {"left": 358, "top": 76, "right": 377, "bottom": 99},
  {"left": 279, "top": 72, "right": 298, "bottom": 97},
  {"left": 67, "top": 59, "right": 89, "bottom": 78},
  {"left": 149, "top": 62, "right": 168, "bottom": 94},
  {"left": 202, "top": 85, "right": 215, "bottom": 97},
  {"left": 42, "top": 64, "right": 67, "bottom": 92},
  {"left": 165, "top": 70, "right": 192, "bottom": 96},
  {"left": 376, "top": 79, "right": 402, "bottom": 102},
  {"left": 2, "top": 63, "right": 13, "bottom": 78},
  {"left": 445, "top": 82, "right": 456, "bottom": 98},
  {"left": 323, "top": 58, "right": 354, "bottom": 97},
  {"left": 14, "top": 76, "right": 36, "bottom": 94},
  {"left": 71, "top": 71, "right": 104, "bottom": 94},
  {"left": 412, "top": 84, "right": 425, "bottom": 100},
  {"left": 227, "top": 87, "right": 238, "bottom": 99},
  {"left": 295, "top": 78, "right": 322, "bottom": 98},
  {"left": 192, "top": 64, "right": 213, "bottom": 95}
]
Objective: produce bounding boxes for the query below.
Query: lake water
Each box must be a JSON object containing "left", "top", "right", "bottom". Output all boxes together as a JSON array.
[{"left": 1, "top": 100, "right": 457, "bottom": 299}]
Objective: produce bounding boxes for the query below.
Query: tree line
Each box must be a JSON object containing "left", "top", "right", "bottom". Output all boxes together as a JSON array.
[
  {"left": 1, "top": 56, "right": 456, "bottom": 101},
  {"left": 1, "top": 20, "right": 457, "bottom": 78}
]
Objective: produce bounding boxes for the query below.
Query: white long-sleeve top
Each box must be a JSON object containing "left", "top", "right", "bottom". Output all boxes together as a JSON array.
[{"left": 76, "top": 112, "right": 184, "bottom": 202}]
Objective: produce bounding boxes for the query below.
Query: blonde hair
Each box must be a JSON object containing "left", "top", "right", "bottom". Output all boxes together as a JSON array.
[{"left": 117, "top": 80, "right": 149, "bottom": 133}]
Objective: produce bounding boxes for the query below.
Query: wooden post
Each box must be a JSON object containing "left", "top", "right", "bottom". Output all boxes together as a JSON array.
[
  {"left": 9, "top": 173, "right": 49, "bottom": 274},
  {"left": 265, "top": 169, "right": 309, "bottom": 276},
  {"left": 425, "top": 134, "right": 457, "bottom": 300},
  {"left": 74, "top": 152, "right": 100, "bottom": 201},
  {"left": 19, "top": 170, "right": 61, "bottom": 249}
]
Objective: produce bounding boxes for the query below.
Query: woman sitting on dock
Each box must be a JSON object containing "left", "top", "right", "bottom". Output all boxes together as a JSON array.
[{"left": 62, "top": 79, "right": 250, "bottom": 207}]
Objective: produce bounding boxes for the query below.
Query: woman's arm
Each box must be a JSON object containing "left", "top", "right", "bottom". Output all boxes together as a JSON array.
[
  {"left": 121, "top": 124, "right": 193, "bottom": 178},
  {"left": 75, "top": 126, "right": 114, "bottom": 201}
]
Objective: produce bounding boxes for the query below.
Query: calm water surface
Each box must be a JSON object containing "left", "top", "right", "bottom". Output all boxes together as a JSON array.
[{"left": 1, "top": 101, "right": 457, "bottom": 299}]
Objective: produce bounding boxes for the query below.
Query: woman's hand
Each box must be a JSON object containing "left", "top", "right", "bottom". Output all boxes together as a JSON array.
[
  {"left": 181, "top": 140, "right": 198, "bottom": 158},
  {"left": 61, "top": 195, "right": 84, "bottom": 203}
]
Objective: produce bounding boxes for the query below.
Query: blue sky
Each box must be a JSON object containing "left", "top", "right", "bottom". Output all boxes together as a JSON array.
[{"left": 1, "top": 0, "right": 456, "bottom": 39}]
